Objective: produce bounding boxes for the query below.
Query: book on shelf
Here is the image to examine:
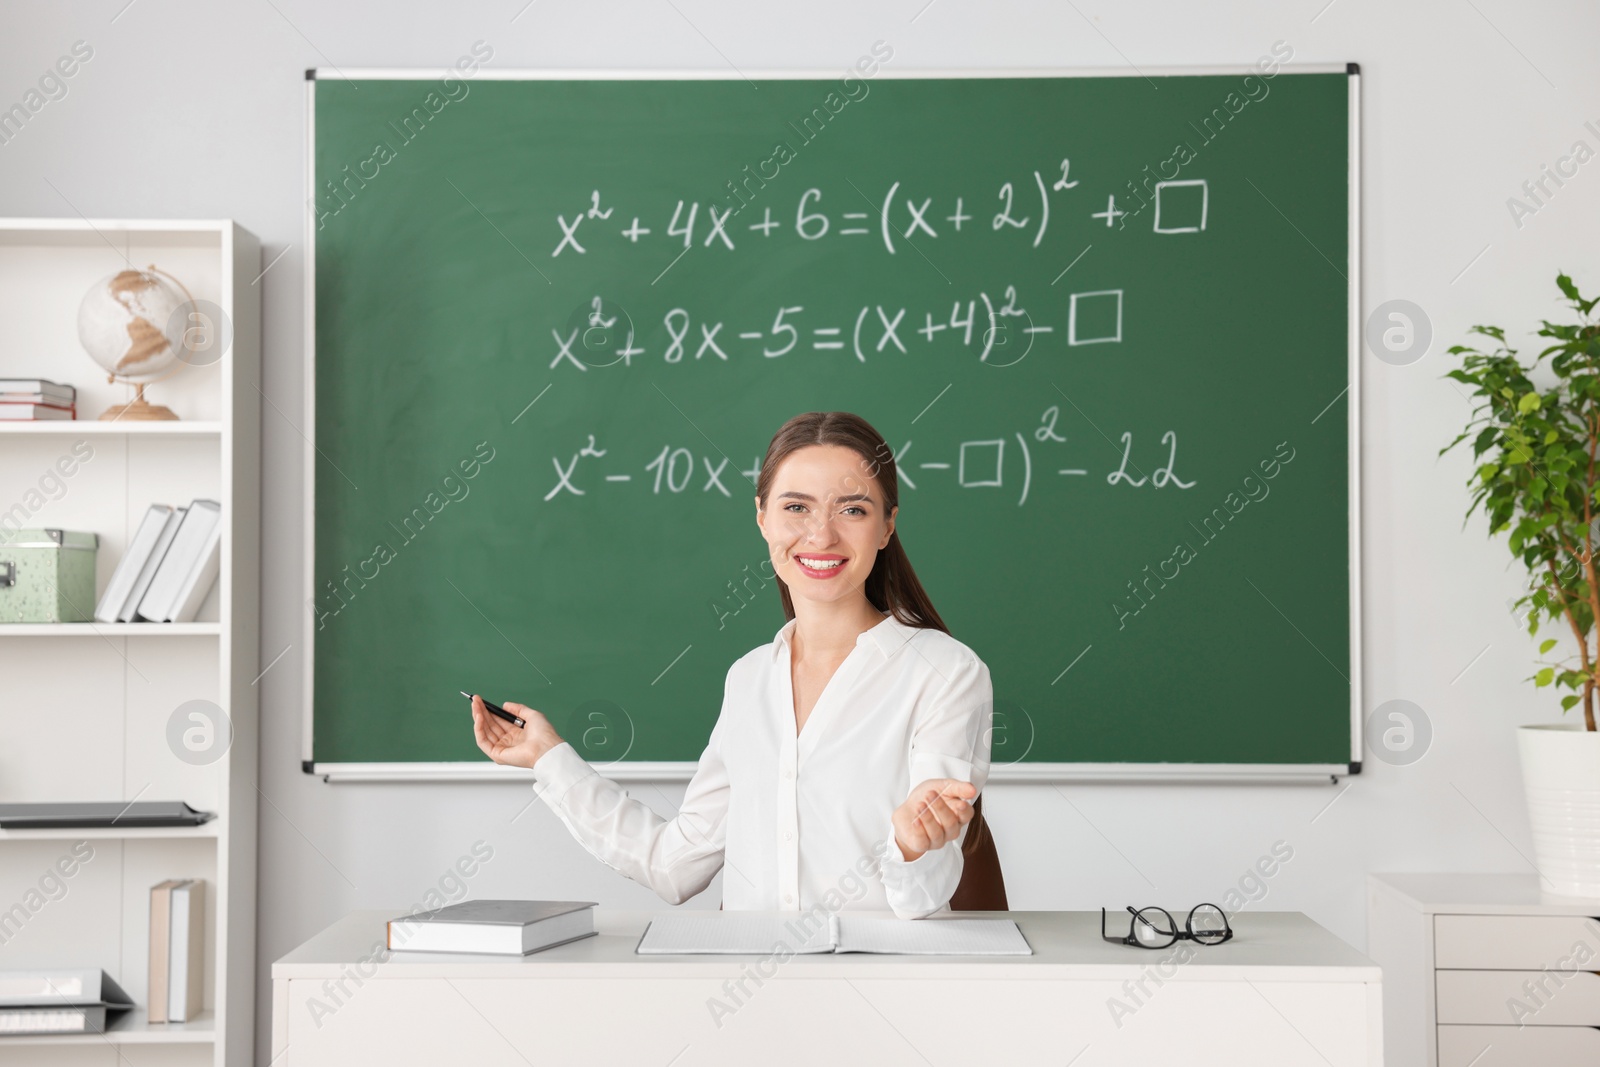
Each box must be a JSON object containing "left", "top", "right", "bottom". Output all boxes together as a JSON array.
[
  {"left": 0, "top": 379, "right": 76, "bottom": 403},
  {"left": 94, "top": 501, "right": 221, "bottom": 625},
  {"left": 135, "top": 500, "right": 221, "bottom": 623},
  {"left": 0, "top": 402, "right": 75, "bottom": 420},
  {"left": 94, "top": 504, "right": 177, "bottom": 623},
  {"left": 0, "top": 380, "right": 77, "bottom": 420},
  {"left": 168, "top": 881, "right": 204, "bottom": 1022},
  {"left": 119, "top": 506, "right": 185, "bottom": 622},
  {"left": 149, "top": 879, "right": 205, "bottom": 1023},
  {"left": 387, "top": 900, "right": 598, "bottom": 956},
  {"left": 148, "top": 881, "right": 177, "bottom": 1023},
  {"left": 0, "top": 969, "right": 133, "bottom": 1035}
]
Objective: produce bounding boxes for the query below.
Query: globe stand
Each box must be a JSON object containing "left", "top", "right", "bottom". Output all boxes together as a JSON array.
[{"left": 99, "top": 381, "right": 178, "bottom": 422}]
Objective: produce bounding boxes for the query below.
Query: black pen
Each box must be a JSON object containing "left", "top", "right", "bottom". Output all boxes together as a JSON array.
[{"left": 461, "top": 690, "right": 527, "bottom": 729}]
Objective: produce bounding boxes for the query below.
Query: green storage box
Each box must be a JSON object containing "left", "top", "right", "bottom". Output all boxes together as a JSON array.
[{"left": 0, "top": 528, "right": 99, "bottom": 623}]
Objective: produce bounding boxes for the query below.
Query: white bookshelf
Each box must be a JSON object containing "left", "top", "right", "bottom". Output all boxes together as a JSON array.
[{"left": 0, "top": 218, "right": 260, "bottom": 1067}]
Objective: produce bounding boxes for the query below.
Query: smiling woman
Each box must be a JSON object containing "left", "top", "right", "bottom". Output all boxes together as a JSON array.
[{"left": 470, "top": 410, "right": 1006, "bottom": 919}]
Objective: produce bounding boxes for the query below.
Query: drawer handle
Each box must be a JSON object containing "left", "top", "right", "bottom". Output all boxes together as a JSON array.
[{"left": 0, "top": 561, "right": 13, "bottom": 588}]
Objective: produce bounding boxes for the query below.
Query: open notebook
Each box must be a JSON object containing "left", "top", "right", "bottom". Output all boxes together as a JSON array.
[{"left": 636, "top": 912, "right": 1032, "bottom": 956}]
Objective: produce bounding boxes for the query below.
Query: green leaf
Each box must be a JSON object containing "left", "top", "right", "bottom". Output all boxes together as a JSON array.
[
  {"left": 1562, "top": 694, "right": 1582, "bottom": 711},
  {"left": 1541, "top": 638, "right": 1559, "bottom": 654},
  {"left": 1536, "top": 667, "right": 1555, "bottom": 687},
  {"left": 1518, "top": 392, "right": 1543, "bottom": 414}
]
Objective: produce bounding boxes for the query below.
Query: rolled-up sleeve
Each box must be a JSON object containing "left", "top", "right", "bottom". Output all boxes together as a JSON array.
[
  {"left": 878, "top": 654, "right": 994, "bottom": 919},
  {"left": 531, "top": 680, "right": 732, "bottom": 907}
]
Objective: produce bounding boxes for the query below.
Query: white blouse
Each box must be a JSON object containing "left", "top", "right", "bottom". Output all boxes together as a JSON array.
[{"left": 528, "top": 612, "right": 994, "bottom": 919}]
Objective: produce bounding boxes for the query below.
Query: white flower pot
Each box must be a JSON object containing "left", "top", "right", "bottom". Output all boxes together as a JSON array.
[{"left": 1517, "top": 723, "right": 1600, "bottom": 898}]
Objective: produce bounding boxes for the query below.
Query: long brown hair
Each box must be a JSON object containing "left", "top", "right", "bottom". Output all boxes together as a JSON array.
[{"left": 756, "top": 411, "right": 950, "bottom": 635}]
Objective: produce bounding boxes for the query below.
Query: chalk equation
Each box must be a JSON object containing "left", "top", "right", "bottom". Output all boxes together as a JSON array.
[
  {"left": 548, "top": 173, "right": 1211, "bottom": 257},
  {"left": 542, "top": 407, "right": 1196, "bottom": 508},
  {"left": 553, "top": 286, "right": 1125, "bottom": 371}
]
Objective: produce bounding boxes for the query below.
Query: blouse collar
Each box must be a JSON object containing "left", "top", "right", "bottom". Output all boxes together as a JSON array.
[{"left": 771, "top": 612, "right": 922, "bottom": 662}]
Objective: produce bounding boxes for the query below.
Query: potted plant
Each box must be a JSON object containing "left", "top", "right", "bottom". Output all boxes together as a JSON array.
[{"left": 1443, "top": 273, "right": 1600, "bottom": 898}]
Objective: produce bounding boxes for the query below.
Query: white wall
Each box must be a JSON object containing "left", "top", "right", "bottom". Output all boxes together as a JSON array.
[{"left": 3, "top": 1, "right": 1598, "bottom": 1063}]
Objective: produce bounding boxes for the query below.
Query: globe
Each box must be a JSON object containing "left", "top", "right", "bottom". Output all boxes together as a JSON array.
[
  {"left": 76, "top": 267, "right": 192, "bottom": 420},
  {"left": 78, "top": 268, "right": 188, "bottom": 382}
]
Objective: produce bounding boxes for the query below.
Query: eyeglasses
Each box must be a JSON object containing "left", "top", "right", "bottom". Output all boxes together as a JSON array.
[{"left": 1101, "top": 904, "right": 1233, "bottom": 949}]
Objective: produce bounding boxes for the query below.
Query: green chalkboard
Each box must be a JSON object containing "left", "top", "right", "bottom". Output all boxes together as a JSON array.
[{"left": 307, "top": 68, "right": 1357, "bottom": 775}]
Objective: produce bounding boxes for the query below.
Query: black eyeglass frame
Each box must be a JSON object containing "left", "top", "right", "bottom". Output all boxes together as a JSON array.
[{"left": 1100, "top": 904, "right": 1234, "bottom": 949}]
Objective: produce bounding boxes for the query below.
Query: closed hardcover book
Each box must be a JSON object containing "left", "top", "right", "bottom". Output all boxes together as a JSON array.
[
  {"left": 0, "top": 403, "right": 74, "bottom": 420},
  {"left": 148, "top": 880, "right": 181, "bottom": 1022},
  {"left": 119, "top": 506, "right": 185, "bottom": 622},
  {"left": 167, "top": 880, "right": 204, "bottom": 1022},
  {"left": 164, "top": 515, "right": 222, "bottom": 624},
  {"left": 0, "top": 379, "right": 76, "bottom": 402},
  {"left": 135, "top": 500, "right": 220, "bottom": 623},
  {"left": 387, "top": 900, "right": 598, "bottom": 956},
  {"left": 95, "top": 505, "right": 176, "bottom": 623}
]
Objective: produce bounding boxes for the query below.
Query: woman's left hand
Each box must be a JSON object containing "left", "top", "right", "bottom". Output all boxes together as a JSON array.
[
  {"left": 891, "top": 779, "right": 977, "bottom": 861},
  {"left": 470, "top": 695, "right": 564, "bottom": 770}
]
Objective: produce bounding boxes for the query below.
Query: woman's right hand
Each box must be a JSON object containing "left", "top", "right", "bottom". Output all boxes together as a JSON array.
[{"left": 470, "top": 695, "right": 565, "bottom": 770}]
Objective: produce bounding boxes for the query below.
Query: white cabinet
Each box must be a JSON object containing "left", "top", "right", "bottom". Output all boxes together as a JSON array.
[{"left": 1369, "top": 873, "right": 1600, "bottom": 1067}]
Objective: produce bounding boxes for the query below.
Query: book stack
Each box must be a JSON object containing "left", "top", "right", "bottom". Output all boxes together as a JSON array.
[
  {"left": 0, "top": 970, "right": 133, "bottom": 1035},
  {"left": 148, "top": 880, "right": 205, "bottom": 1024},
  {"left": 93, "top": 501, "right": 222, "bottom": 623},
  {"left": 0, "top": 379, "right": 76, "bottom": 420}
]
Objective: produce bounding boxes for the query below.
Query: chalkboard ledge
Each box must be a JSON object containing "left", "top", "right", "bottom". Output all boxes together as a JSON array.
[{"left": 301, "top": 761, "right": 1359, "bottom": 784}]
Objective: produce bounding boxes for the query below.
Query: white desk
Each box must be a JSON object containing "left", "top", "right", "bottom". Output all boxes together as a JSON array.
[{"left": 272, "top": 909, "right": 1382, "bottom": 1066}]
